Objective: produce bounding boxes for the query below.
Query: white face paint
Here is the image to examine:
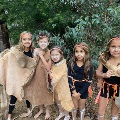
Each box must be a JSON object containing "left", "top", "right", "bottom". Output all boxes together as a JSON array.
[
  {"left": 75, "top": 47, "right": 85, "bottom": 61},
  {"left": 109, "top": 39, "right": 120, "bottom": 58},
  {"left": 39, "top": 42, "right": 48, "bottom": 50},
  {"left": 51, "top": 50, "right": 61, "bottom": 63},
  {"left": 21, "top": 33, "right": 32, "bottom": 48},
  {"left": 38, "top": 37, "right": 49, "bottom": 50}
]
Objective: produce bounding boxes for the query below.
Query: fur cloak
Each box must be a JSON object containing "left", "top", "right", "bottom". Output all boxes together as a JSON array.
[
  {"left": 24, "top": 49, "right": 53, "bottom": 107},
  {"left": 51, "top": 59, "right": 74, "bottom": 112},
  {"left": 0, "top": 46, "right": 37, "bottom": 101}
]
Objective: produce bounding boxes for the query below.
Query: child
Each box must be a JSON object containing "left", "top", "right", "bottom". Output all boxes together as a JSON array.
[
  {"left": 68, "top": 42, "right": 93, "bottom": 120},
  {"left": 96, "top": 35, "right": 120, "bottom": 120},
  {"left": 49, "top": 46, "right": 74, "bottom": 120},
  {"left": 24, "top": 31, "right": 53, "bottom": 120},
  {"left": 0, "top": 31, "right": 37, "bottom": 120}
]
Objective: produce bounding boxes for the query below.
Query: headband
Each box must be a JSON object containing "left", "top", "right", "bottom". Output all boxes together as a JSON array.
[
  {"left": 109, "top": 37, "right": 120, "bottom": 43},
  {"left": 38, "top": 35, "right": 48, "bottom": 39},
  {"left": 50, "top": 47, "right": 63, "bottom": 54},
  {"left": 74, "top": 44, "right": 88, "bottom": 51}
]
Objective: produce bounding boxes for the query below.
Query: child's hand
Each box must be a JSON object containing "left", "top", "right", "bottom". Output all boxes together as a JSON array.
[
  {"left": 39, "top": 50, "right": 44, "bottom": 57},
  {"left": 103, "top": 70, "right": 114, "bottom": 78},
  {"left": 72, "top": 90, "right": 77, "bottom": 94},
  {"left": 72, "top": 92, "right": 80, "bottom": 99}
]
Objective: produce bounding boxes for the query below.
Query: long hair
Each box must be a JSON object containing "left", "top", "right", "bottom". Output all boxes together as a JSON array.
[
  {"left": 50, "top": 46, "right": 64, "bottom": 63},
  {"left": 18, "top": 31, "right": 34, "bottom": 52},
  {"left": 103, "top": 34, "right": 120, "bottom": 61},
  {"left": 70, "top": 42, "right": 92, "bottom": 79}
]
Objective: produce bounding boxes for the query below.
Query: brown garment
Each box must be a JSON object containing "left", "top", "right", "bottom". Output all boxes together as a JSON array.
[
  {"left": 0, "top": 46, "right": 37, "bottom": 101},
  {"left": 52, "top": 59, "right": 74, "bottom": 112},
  {"left": 24, "top": 50, "right": 53, "bottom": 107}
]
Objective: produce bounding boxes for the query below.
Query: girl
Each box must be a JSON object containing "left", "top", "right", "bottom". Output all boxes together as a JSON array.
[
  {"left": 96, "top": 35, "right": 120, "bottom": 120},
  {"left": 24, "top": 31, "right": 53, "bottom": 120},
  {"left": 68, "top": 42, "right": 93, "bottom": 120},
  {"left": 0, "top": 31, "right": 37, "bottom": 120},
  {"left": 49, "top": 46, "right": 74, "bottom": 120}
]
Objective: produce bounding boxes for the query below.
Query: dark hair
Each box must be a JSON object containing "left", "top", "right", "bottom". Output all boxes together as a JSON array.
[
  {"left": 37, "top": 30, "right": 50, "bottom": 42},
  {"left": 103, "top": 34, "right": 120, "bottom": 61},
  {"left": 70, "top": 42, "right": 92, "bottom": 79}
]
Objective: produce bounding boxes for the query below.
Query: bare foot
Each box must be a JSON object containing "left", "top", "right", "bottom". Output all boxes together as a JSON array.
[
  {"left": 55, "top": 113, "right": 65, "bottom": 120},
  {"left": 34, "top": 109, "right": 43, "bottom": 120},
  {"left": 45, "top": 110, "right": 50, "bottom": 119}
]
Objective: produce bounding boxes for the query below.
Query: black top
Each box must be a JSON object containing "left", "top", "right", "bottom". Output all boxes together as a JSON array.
[
  {"left": 68, "top": 63, "right": 93, "bottom": 95},
  {"left": 103, "top": 65, "right": 120, "bottom": 85},
  {"left": 23, "top": 50, "right": 33, "bottom": 58}
]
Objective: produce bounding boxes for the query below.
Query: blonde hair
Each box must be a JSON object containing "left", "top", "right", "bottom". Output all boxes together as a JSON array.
[{"left": 18, "top": 31, "right": 34, "bottom": 52}]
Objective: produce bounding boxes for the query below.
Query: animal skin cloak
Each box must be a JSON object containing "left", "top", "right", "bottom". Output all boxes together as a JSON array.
[
  {"left": 0, "top": 46, "right": 37, "bottom": 101},
  {"left": 51, "top": 59, "right": 74, "bottom": 112},
  {"left": 99, "top": 53, "right": 120, "bottom": 77},
  {"left": 24, "top": 50, "right": 53, "bottom": 108}
]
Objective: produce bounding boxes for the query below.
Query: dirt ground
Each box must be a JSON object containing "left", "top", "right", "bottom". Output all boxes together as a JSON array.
[
  {"left": 2, "top": 100, "right": 91, "bottom": 120},
  {"left": 9, "top": 100, "right": 92, "bottom": 120},
  {"left": 1, "top": 82, "right": 120, "bottom": 120}
]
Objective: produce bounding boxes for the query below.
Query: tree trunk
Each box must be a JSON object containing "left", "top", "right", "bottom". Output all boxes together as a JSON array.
[{"left": 0, "top": 22, "right": 10, "bottom": 52}]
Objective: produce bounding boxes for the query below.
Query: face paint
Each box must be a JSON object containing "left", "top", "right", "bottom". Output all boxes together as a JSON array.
[
  {"left": 109, "top": 39, "right": 120, "bottom": 58},
  {"left": 39, "top": 42, "right": 48, "bottom": 50},
  {"left": 51, "top": 50, "right": 61, "bottom": 63},
  {"left": 21, "top": 33, "right": 32, "bottom": 48},
  {"left": 75, "top": 47, "right": 85, "bottom": 61}
]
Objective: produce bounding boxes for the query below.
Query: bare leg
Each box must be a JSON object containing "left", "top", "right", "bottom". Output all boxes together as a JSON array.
[
  {"left": 78, "top": 98, "right": 86, "bottom": 120},
  {"left": 111, "top": 100, "right": 119, "bottom": 120},
  {"left": 98, "top": 96, "right": 107, "bottom": 120},
  {"left": 45, "top": 105, "right": 50, "bottom": 119},
  {"left": 72, "top": 96, "right": 78, "bottom": 120},
  {"left": 34, "top": 105, "right": 43, "bottom": 119}
]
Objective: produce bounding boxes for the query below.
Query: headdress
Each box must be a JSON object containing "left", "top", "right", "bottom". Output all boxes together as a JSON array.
[
  {"left": 50, "top": 47, "right": 63, "bottom": 54},
  {"left": 74, "top": 43, "right": 88, "bottom": 51},
  {"left": 38, "top": 35, "right": 48, "bottom": 39},
  {"left": 108, "top": 37, "right": 120, "bottom": 44}
]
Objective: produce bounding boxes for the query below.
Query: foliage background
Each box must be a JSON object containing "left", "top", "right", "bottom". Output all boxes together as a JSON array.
[
  {"left": 0, "top": 0, "right": 120, "bottom": 119},
  {"left": 1, "top": 0, "right": 120, "bottom": 64}
]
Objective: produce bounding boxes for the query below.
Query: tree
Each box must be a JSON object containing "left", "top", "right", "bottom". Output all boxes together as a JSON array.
[{"left": 0, "top": 0, "right": 120, "bottom": 61}]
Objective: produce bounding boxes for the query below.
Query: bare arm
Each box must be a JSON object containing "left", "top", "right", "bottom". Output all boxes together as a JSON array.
[
  {"left": 96, "top": 62, "right": 104, "bottom": 79},
  {"left": 96, "top": 62, "right": 114, "bottom": 79}
]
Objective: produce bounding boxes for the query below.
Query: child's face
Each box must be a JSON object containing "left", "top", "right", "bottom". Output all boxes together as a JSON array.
[
  {"left": 21, "top": 33, "right": 32, "bottom": 48},
  {"left": 109, "top": 39, "right": 120, "bottom": 58},
  {"left": 38, "top": 37, "right": 49, "bottom": 50},
  {"left": 51, "top": 50, "right": 61, "bottom": 63},
  {"left": 75, "top": 46, "right": 85, "bottom": 61}
]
